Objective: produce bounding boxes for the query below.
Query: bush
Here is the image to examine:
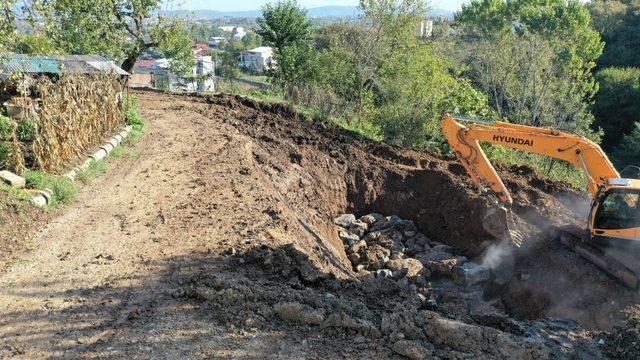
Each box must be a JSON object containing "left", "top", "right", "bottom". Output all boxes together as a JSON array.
[
  {"left": 125, "top": 94, "right": 144, "bottom": 130},
  {"left": 0, "top": 115, "right": 12, "bottom": 141},
  {"left": 24, "top": 171, "right": 77, "bottom": 207},
  {"left": 16, "top": 118, "right": 39, "bottom": 142},
  {"left": 0, "top": 142, "right": 9, "bottom": 168}
]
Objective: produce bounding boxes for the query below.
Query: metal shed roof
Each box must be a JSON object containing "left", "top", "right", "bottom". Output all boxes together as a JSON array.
[{"left": 0, "top": 54, "right": 129, "bottom": 79}]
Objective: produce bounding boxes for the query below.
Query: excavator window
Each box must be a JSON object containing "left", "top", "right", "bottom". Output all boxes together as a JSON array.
[{"left": 594, "top": 189, "right": 640, "bottom": 230}]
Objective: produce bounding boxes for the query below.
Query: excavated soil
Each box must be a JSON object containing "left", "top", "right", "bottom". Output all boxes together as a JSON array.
[{"left": 0, "top": 90, "right": 638, "bottom": 358}]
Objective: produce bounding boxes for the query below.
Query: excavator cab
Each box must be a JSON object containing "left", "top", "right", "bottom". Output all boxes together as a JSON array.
[{"left": 591, "top": 182, "right": 640, "bottom": 246}]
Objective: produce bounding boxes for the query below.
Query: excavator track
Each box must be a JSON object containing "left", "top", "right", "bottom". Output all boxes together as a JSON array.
[{"left": 553, "top": 227, "right": 640, "bottom": 289}]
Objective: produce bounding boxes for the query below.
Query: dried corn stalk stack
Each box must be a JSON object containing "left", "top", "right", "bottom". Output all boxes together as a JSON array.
[{"left": 33, "top": 72, "right": 124, "bottom": 172}]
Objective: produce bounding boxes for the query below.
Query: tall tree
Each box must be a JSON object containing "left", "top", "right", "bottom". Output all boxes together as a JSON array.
[
  {"left": 456, "top": 0, "right": 603, "bottom": 135},
  {"left": 255, "top": 0, "right": 312, "bottom": 90},
  {"left": 7, "top": 0, "right": 195, "bottom": 75},
  {"left": 588, "top": 0, "right": 640, "bottom": 68},
  {"left": 593, "top": 67, "right": 640, "bottom": 150}
]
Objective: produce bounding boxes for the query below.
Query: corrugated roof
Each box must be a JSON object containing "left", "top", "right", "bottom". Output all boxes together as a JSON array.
[{"left": 0, "top": 54, "right": 129, "bottom": 79}]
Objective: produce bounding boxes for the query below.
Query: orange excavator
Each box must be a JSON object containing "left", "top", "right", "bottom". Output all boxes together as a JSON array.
[{"left": 442, "top": 114, "right": 640, "bottom": 288}]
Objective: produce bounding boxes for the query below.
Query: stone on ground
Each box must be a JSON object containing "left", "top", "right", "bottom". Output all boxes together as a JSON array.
[
  {"left": 334, "top": 214, "right": 356, "bottom": 228},
  {"left": 0, "top": 170, "right": 25, "bottom": 188}
]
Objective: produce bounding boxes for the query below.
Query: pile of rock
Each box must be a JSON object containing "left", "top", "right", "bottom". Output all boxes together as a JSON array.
[{"left": 334, "top": 213, "right": 490, "bottom": 287}]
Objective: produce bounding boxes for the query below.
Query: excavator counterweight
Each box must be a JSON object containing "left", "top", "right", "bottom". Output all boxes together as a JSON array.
[{"left": 441, "top": 114, "right": 640, "bottom": 288}]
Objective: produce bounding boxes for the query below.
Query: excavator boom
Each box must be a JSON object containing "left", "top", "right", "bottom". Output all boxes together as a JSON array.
[
  {"left": 442, "top": 114, "right": 619, "bottom": 203},
  {"left": 441, "top": 114, "right": 640, "bottom": 288}
]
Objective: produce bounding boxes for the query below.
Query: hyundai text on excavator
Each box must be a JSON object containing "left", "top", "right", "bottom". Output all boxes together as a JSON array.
[{"left": 441, "top": 114, "right": 640, "bottom": 288}]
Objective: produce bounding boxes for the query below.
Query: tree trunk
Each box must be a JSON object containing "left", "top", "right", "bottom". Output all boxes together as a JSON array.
[{"left": 120, "top": 55, "right": 137, "bottom": 74}]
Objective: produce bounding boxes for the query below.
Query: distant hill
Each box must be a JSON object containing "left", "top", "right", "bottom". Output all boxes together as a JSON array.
[{"left": 172, "top": 6, "right": 454, "bottom": 20}]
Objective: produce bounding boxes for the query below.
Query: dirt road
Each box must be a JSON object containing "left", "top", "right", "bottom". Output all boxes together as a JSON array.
[
  {"left": 0, "top": 91, "right": 636, "bottom": 358},
  {"left": 0, "top": 92, "right": 313, "bottom": 358}
]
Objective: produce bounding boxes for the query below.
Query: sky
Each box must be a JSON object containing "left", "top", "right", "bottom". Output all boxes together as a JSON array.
[{"left": 179, "top": 0, "right": 467, "bottom": 12}]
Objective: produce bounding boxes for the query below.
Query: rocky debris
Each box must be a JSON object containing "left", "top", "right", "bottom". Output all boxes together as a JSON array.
[
  {"left": 392, "top": 339, "right": 432, "bottom": 359},
  {"left": 187, "top": 243, "right": 603, "bottom": 359},
  {"left": 348, "top": 220, "right": 369, "bottom": 237},
  {"left": 339, "top": 230, "right": 360, "bottom": 246},
  {"left": 375, "top": 269, "right": 393, "bottom": 278},
  {"left": 334, "top": 214, "right": 356, "bottom": 228},
  {"left": 603, "top": 315, "right": 640, "bottom": 359},
  {"left": 385, "top": 259, "right": 424, "bottom": 278},
  {"left": 360, "top": 213, "right": 383, "bottom": 225},
  {"left": 334, "top": 213, "right": 485, "bottom": 284}
]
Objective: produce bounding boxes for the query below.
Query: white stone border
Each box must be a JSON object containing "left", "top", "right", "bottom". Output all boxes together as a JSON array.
[
  {"left": 30, "top": 125, "right": 133, "bottom": 206},
  {"left": 64, "top": 125, "right": 133, "bottom": 181}
]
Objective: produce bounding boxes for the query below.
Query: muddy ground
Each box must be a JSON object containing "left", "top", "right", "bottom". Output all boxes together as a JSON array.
[{"left": 0, "top": 90, "right": 638, "bottom": 358}]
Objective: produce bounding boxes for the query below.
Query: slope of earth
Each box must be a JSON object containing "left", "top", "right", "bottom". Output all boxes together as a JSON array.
[
  {"left": 0, "top": 187, "right": 51, "bottom": 272},
  {"left": 0, "top": 90, "right": 635, "bottom": 358}
]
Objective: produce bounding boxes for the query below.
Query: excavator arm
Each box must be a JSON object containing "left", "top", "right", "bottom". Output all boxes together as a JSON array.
[
  {"left": 441, "top": 114, "right": 620, "bottom": 203},
  {"left": 442, "top": 114, "right": 640, "bottom": 288}
]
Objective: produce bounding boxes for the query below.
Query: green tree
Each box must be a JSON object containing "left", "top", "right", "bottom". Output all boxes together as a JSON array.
[
  {"left": 612, "top": 123, "right": 640, "bottom": 169},
  {"left": 256, "top": 0, "right": 313, "bottom": 90},
  {"left": 593, "top": 67, "right": 640, "bottom": 150},
  {"left": 456, "top": 0, "right": 603, "bottom": 135},
  {"left": 0, "top": 0, "right": 17, "bottom": 50},
  {"left": 33, "top": 0, "right": 194, "bottom": 75},
  {"left": 376, "top": 46, "right": 492, "bottom": 148},
  {"left": 588, "top": 0, "right": 640, "bottom": 68},
  {"left": 309, "top": 0, "right": 492, "bottom": 148},
  {"left": 241, "top": 32, "right": 263, "bottom": 50}
]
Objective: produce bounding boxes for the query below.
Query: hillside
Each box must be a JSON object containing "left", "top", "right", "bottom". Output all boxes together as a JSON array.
[{"left": 1, "top": 91, "right": 637, "bottom": 358}]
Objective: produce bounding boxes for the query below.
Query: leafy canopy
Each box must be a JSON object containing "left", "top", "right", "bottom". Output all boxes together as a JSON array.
[
  {"left": 256, "top": 0, "right": 313, "bottom": 88},
  {"left": 2, "top": 0, "right": 194, "bottom": 75},
  {"left": 593, "top": 67, "right": 640, "bottom": 150}
]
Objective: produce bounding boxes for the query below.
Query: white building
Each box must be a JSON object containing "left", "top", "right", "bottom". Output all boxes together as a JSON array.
[
  {"left": 143, "top": 57, "right": 215, "bottom": 92},
  {"left": 219, "top": 26, "right": 246, "bottom": 40},
  {"left": 242, "top": 47, "right": 274, "bottom": 74},
  {"left": 420, "top": 19, "right": 434, "bottom": 38},
  {"left": 191, "top": 56, "right": 215, "bottom": 92},
  {"left": 232, "top": 27, "right": 246, "bottom": 40}
]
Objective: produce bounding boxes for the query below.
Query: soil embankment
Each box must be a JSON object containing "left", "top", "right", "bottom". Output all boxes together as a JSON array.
[{"left": 0, "top": 90, "right": 637, "bottom": 358}]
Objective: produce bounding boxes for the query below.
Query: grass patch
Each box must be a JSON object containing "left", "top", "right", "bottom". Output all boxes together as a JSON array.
[
  {"left": 238, "top": 74, "right": 270, "bottom": 85},
  {"left": 24, "top": 171, "right": 77, "bottom": 207},
  {"left": 110, "top": 146, "right": 141, "bottom": 158},
  {"left": 123, "top": 92, "right": 145, "bottom": 145},
  {"left": 13, "top": 258, "right": 32, "bottom": 266},
  {"left": 75, "top": 159, "right": 107, "bottom": 184}
]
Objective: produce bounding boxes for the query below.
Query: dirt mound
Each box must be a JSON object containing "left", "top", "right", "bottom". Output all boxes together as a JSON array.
[
  {"left": 198, "top": 93, "right": 582, "bottom": 256},
  {"left": 604, "top": 312, "right": 640, "bottom": 359},
  {"left": 141, "top": 91, "right": 637, "bottom": 331}
]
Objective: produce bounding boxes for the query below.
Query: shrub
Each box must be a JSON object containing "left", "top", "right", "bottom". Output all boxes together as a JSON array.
[
  {"left": 24, "top": 171, "right": 77, "bottom": 207},
  {"left": 0, "top": 115, "right": 12, "bottom": 141},
  {"left": 0, "top": 142, "right": 9, "bottom": 168},
  {"left": 124, "top": 93, "right": 144, "bottom": 130},
  {"left": 16, "top": 118, "right": 39, "bottom": 142}
]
